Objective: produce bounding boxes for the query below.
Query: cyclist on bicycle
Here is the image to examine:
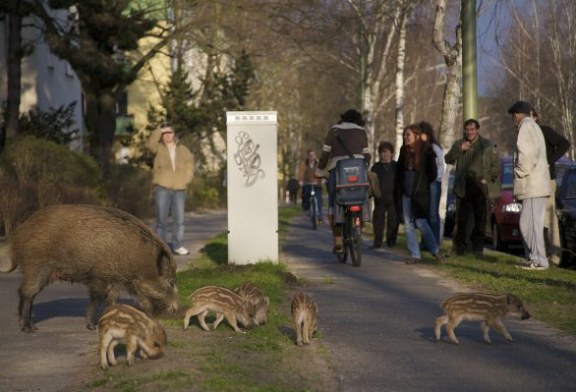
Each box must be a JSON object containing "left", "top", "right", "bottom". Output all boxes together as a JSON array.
[
  {"left": 317, "top": 109, "right": 371, "bottom": 254},
  {"left": 298, "top": 150, "right": 324, "bottom": 223}
]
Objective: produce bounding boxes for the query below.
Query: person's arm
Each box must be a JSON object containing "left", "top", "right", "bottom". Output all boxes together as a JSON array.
[
  {"left": 433, "top": 143, "right": 445, "bottom": 180},
  {"left": 488, "top": 143, "right": 500, "bottom": 182},
  {"left": 542, "top": 125, "right": 570, "bottom": 164},
  {"left": 424, "top": 147, "right": 438, "bottom": 184},
  {"left": 444, "top": 141, "right": 462, "bottom": 165},
  {"left": 182, "top": 147, "right": 194, "bottom": 185},
  {"left": 146, "top": 128, "right": 163, "bottom": 154},
  {"left": 317, "top": 128, "right": 333, "bottom": 170},
  {"left": 515, "top": 123, "right": 539, "bottom": 178}
]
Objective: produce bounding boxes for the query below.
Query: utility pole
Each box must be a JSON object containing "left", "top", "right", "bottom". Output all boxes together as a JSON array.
[{"left": 462, "top": 0, "right": 477, "bottom": 120}]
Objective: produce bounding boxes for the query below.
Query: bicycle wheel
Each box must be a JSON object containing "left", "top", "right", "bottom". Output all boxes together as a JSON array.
[
  {"left": 349, "top": 214, "right": 362, "bottom": 267},
  {"left": 311, "top": 195, "right": 318, "bottom": 230},
  {"left": 336, "top": 217, "right": 348, "bottom": 263}
]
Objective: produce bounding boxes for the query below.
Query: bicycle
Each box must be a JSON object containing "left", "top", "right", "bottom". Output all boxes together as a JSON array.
[
  {"left": 308, "top": 186, "right": 319, "bottom": 230},
  {"left": 333, "top": 158, "right": 370, "bottom": 267}
]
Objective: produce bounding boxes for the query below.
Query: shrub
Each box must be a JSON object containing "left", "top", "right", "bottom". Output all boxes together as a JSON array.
[
  {"left": 0, "top": 136, "right": 102, "bottom": 236},
  {"left": 104, "top": 164, "right": 153, "bottom": 219}
]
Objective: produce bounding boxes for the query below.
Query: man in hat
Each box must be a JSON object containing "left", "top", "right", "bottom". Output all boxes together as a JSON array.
[
  {"left": 508, "top": 101, "right": 551, "bottom": 270},
  {"left": 147, "top": 122, "right": 194, "bottom": 256}
]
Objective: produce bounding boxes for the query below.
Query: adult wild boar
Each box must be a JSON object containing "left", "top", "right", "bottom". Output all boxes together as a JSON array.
[{"left": 3, "top": 204, "right": 180, "bottom": 332}]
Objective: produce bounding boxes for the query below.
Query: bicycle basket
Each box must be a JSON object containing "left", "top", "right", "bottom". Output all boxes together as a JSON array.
[{"left": 335, "top": 158, "right": 369, "bottom": 205}]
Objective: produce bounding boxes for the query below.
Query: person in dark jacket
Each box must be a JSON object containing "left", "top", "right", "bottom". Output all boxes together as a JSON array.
[
  {"left": 370, "top": 141, "right": 399, "bottom": 248},
  {"left": 397, "top": 124, "right": 443, "bottom": 264},
  {"left": 533, "top": 111, "right": 570, "bottom": 265},
  {"left": 317, "top": 109, "right": 371, "bottom": 254},
  {"left": 444, "top": 119, "right": 500, "bottom": 256}
]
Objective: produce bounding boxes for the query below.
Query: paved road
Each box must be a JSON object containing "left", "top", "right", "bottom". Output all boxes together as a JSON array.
[
  {"left": 0, "top": 210, "right": 226, "bottom": 392},
  {"left": 1, "top": 209, "right": 575, "bottom": 391},
  {"left": 283, "top": 213, "right": 576, "bottom": 392}
]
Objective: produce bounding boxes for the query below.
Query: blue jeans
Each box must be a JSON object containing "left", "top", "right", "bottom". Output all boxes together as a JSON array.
[
  {"left": 402, "top": 195, "right": 439, "bottom": 258},
  {"left": 429, "top": 180, "right": 442, "bottom": 244},
  {"left": 154, "top": 185, "right": 186, "bottom": 249}
]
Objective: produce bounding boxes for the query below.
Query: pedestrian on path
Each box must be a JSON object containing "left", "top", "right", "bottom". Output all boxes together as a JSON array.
[{"left": 508, "top": 101, "right": 551, "bottom": 270}]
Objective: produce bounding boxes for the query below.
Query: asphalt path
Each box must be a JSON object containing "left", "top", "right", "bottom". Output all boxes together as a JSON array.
[
  {"left": 1, "top": 209, "right": 575, "bottom": 391},
  {"left": 283, "top": 213, "right": 576, "bottom": 392}
]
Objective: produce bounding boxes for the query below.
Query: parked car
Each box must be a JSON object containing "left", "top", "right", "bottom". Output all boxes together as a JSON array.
[
  {"left": 487, "top": 156, "right": 575, "bottom": 251},
  {"left": 556, "top": 166, "right": 576, "bottom": 269},
  {"left": 444, "top": 156, "right": 574, "bottom": 249}
]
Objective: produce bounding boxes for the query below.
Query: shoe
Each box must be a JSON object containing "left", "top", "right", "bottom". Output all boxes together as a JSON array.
[
  {"left": 318, "top": 218, "right": 323, "bottom": 224},
  {"left": 517, "top": 263, "right": 548, "bottom": 270},
  {"left": 173, "top": 247, "right": 190, "bottom": 256},
  {"left": 405, "top": 258, "right": 420, "bottom": 265}
]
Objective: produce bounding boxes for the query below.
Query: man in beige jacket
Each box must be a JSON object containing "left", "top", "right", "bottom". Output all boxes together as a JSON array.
[
  {"left": 508, "top": 101, "right": 551, "bottom": 270},
  {"left": 146, "top": 122, "right": 194, "bottom": 255}
]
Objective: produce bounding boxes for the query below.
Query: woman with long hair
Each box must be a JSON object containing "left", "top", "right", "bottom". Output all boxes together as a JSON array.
[{"left": 397, "top": 124, "right": 444, "bottom": 264}]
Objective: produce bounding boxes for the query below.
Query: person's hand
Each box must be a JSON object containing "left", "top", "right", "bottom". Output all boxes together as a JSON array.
[
  {"left": 461, "top": 141, "right": 472, "bottom": 152},
  {"left": 314, "top": 168, "right": 325, "bottom": 178}
]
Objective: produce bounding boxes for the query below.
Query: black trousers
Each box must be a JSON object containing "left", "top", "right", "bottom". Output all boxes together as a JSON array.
[
  {"left": 372, "top": 200, "right": 399, "bottom": 247},
  {"left": 454, "top": 177, "right": 488, "bottom": 254}
]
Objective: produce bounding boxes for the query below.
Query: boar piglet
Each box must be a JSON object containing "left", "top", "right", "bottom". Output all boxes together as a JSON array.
[
  {"left": 4, "top": 204, "right": 180, "bottom": 332},
  {"left": 234, "top": 282, "right": 270, "bottom": 326},
  {"left": 183, "top": 286, "right": 253, "bottom": 333},
  {"left": 291, "top": 290, "right": 318, "bottom": 346},
  {"left": 435, "top": 292, "right": 531, "bottom": 344},
  {"left": 98, "top": 304, "right": 167, "bottom": 369}
]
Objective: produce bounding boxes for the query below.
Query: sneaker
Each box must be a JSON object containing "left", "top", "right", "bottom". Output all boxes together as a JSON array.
[
  {"left": 517, "top": 263, "right": 548, "bottom": 270},
  {"left": 173, "top": 247, "right": 190, "bottom": 256},
  {"left": 405, "top": 258, "right": 420, "bottom": 265}
]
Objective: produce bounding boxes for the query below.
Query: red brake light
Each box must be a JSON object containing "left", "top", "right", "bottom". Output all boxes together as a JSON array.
[
  {"left": 349, "top": 205, "right": 361, "bottom": 212},
  {"left": 347, "top": 176, "right": 358, "bottom": 183}
]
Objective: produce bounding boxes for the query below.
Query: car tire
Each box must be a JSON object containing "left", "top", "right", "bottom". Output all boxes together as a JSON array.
[{"left": 492, "top": 222, "right": 507, "bottom": 252}]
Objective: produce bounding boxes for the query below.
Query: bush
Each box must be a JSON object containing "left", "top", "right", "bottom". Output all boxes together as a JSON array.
[
  {"left": 104, "top": 164, "right": 153, "bottom": 219},
  {"left": 0, "top": 136, "right": 102, "bottom": 236},
  {"left": 189, "top": 174, "right": 226, "bottom": 210}
]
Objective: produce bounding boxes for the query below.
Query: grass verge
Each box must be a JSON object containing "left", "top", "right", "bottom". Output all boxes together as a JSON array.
[{"left": 88, "top": 205, "right": 334, "bottom": 392}]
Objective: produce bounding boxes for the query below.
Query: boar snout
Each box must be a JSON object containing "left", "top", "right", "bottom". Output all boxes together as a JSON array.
[{"left": 521, "top": 310, "right": 531, "bottom": 320}]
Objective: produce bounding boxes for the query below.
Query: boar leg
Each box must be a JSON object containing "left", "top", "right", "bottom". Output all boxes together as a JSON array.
[
  {"left": 480, "top": 321, "right": 492, "bottom": 344},
  {"left": 18, "top": 273, "right": 49, "bottom": 332},
  {"left": 489, "top": 318, "right": 513, "bottom": 341},
  {"left": 304, "top": 319, "right": 315, "bottom": 345},
  {"left": 224, "top": 312, "right": 244, "bottom": 333},
  {"left": 434, "top": 315, "right": 448, "bottom": 341},
  {"left": 126, "top": 335, "right": 138, "bottom": 366},
  {"left": 294, "top": 320, "right": 304, "bottom": 346},
  {"left": 87, "top": 283, "right": 119, "bottom": 330},
  {"left": 212, "top": 313, "right": 225, "bottom": 330},
  {"left": 99, "top": 334, "right": 114, "bottom": 369},
  {"left": 183, "top": 306, "right": 210, "bottom": 331},
  {"left": 445, "top": 317, "right": 461, "bottom": 345},
  {"left": 107, "top": 340, "right": 119, "bottom": 366}
]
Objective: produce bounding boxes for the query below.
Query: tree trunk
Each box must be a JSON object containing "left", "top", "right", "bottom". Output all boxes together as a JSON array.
[
  {"left": 394, "top": 6, "right": 408, "bottom": 154},
  {"left": 4, "top": 0, "right": 24, "bottom": 149},
  {"left": 85, "top": 91, "right": 118, "bottom": 171},
  {"left": 433, "top": 0, "right": 463, "bottom": 233}
]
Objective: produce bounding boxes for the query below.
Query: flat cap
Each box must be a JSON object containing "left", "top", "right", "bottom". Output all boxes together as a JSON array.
[{"left": 507, "top": 101, "right": 535, "bottom": 115}]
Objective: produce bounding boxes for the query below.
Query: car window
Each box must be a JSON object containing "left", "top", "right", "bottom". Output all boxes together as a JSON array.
[{"left": 501, "top": 163, "right": 513, "bottom": 189}]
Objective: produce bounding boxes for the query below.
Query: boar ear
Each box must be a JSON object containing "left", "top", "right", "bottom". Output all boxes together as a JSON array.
[{"left": 157, "top": 250, "right": 177, "bottom": 277}]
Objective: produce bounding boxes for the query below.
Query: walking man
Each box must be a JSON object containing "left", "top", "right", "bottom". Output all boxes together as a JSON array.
[
  {"left": 444, "top": 119, "right": 500, "bottom": 256},
  {"left": 508, "top": 101, "right": 551, "bottom": 270}
]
